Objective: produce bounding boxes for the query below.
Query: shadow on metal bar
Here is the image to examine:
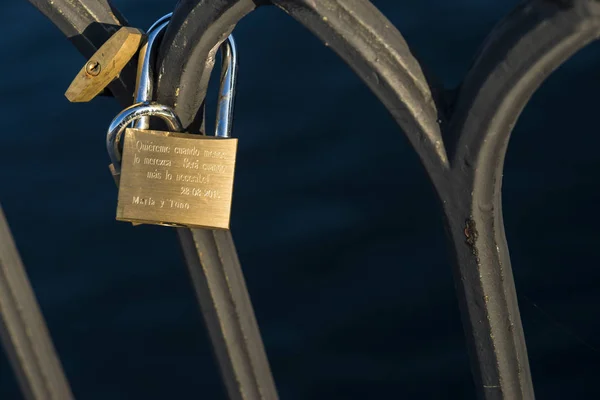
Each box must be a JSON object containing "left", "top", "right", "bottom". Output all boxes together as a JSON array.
[{"left": 14, "top": 0, "right": 600, "bottom": 399}]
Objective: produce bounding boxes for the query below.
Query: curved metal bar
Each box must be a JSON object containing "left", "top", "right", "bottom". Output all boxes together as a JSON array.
[
  {"left": 274, "top": 0, "right": 447, "bottom": 171},
  {"left": 26, "top": 1, "right": 600, "bottom": 399},
  {"left": 136, "top": 13, "right": 237, "bottom": 135},
  {"left": 0, "top": 206, "right": 75, "bottom": 400},
  {"left": 442, "top": 1, "right": 600, "bottom": 398},
  {"left": 157, "top": 0, "right": 447, "bottom": 172},
  {"left": 175, "top": 228, "right": 279, "bottom": 400},
  {"left": 156, "top": 2, "right": 453, "bottom": 399},
  {"left": 156, "top": 1, "right": 600, "bottom": 399},
  {"left": 148, "top": 12, "right": 173, "bottom": 33}
]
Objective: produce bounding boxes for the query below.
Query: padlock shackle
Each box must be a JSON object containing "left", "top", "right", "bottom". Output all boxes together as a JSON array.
[
  {"left": 215, "top": 35, "right": 237, "bottom": 138},
  {"left": 135, "top": 13, "right": 236, "bottom": 137},
  {"left": 135, "top": 21, "right": 169, "bottom": 105},
  {"left": 148, "top": 12, "right": 172, "bottom": 33},
  {"left": 134, "top": 14, "right": 172, "bottom": 130},
  {"left": 107, "top": 102, "right": 184, "bottom": 172}
]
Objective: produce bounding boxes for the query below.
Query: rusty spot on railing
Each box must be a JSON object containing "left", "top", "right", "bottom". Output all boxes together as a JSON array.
[{"left": 464, "top": 219, "right": 479, "bottom": 256}]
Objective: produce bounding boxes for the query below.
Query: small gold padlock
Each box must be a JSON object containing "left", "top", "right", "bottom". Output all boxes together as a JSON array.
[
  {"left": 106, "top": 36, "right": 239, "bottom": 230},
  {"left": 65, "top": 26, "right": 143, "bottom": 103}
]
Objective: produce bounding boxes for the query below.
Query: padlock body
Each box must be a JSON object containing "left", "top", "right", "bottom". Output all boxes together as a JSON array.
[{"left": 116, "top": 128, "right": 237, "bottom": 229}]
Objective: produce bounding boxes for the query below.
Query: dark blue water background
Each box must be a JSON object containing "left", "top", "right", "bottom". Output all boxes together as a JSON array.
[{"left": 1, "top": 0, "right": 599, "bottom": 398}]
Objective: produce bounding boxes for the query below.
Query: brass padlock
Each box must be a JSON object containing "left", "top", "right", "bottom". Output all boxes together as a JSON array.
[
  {"left": 65, "top": 26, "right": 143, "bottom": 102},
  {"left": 106, "top": 37, "right": 239, "bottom": 230}
]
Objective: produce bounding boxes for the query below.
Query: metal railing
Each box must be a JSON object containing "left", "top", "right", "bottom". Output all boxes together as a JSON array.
[{"left": 3, "top": 0, "right": 599, "bottom": 399}]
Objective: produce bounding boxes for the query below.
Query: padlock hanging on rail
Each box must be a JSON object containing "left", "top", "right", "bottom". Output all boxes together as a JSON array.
[{"left": 106, "top": 34, "right": 239, "bottom": 230}]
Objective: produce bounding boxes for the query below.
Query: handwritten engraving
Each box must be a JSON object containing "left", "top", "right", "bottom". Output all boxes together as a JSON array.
[
  {"left": 176, "top": 172, "right": 210, "bottom": 184},
  {"left": 143, "top": 157, "right": 172, "bottom": 166},
  {"left": 204, "top": 150, "right": 227, "bottom": 159},
  {"left": 174, "top": 146, "right": 200, "bottom": 156},
  {"left": 203, "top": 189, "right": 220, "bottom": 199},
  {"left": 136, "top": 140, "right": 171, "bottom": 153},
  {"left": 180, "top": 186, "right": 221, "bottom": 199},
  {"left": 132, "top": 196, "right": 155, "bottom": 206},
  {"left": 166, "top": 199, "right": 190, "bottom": 209},
  {"left": 202, "top": 163, "right": 227, "bottom": 173},
  {"left": 146, "top": 169, "right": 162, "bottom": 180},
  {"left": 182, "top": 158, "right": 199, "bottom": 169}
]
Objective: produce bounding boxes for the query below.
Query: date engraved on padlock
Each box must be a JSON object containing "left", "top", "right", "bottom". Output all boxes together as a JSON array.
[{"left": 116, "top": 128, "right": 237, "bottom": 229}]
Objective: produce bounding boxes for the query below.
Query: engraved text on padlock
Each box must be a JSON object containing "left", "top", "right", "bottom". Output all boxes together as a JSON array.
[{"left": 116, "top": 128, "right": 238, "bottom": 229}]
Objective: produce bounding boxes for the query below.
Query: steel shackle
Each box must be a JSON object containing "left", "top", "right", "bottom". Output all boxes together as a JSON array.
[
  {"left": 134, "top": 14, "right": 238, "bottom": 137},
  {"left": 215, "top": 35, "right": 237, "bottom": 138},
  {"left": 106, "top": 102, "right": 183, "bottom": 172},
  {"left": 147, "top": 12, "right": 172, "bottom": 36},
  {"left": 134, "top": 13, "right": 172, "bottom": 130}
]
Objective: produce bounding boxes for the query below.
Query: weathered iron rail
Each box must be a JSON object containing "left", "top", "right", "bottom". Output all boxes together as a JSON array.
[
  {"left": 5, "top": 0, "right": 599, "bottom": 399},
  {"left": 0, "top": 205, "right": 74, "bottom": 400}
]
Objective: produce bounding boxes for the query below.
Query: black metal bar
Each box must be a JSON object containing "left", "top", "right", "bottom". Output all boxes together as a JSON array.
[
  {"left": 156, "top": 1, "right": 450, "bottom": 398},
  {"left": 157, "top": 0, "right": 447, "bottom": 174},
  {"left": 442, "top": 1, "right": 600, "bottom": 398},
  {"left": 155, "top": 1, "right": 599, "bottom": 399},
  {"left": 0, "top": 205, "right": 75, "bottom": 400},
  {"left": 177, "top": 229, "right": 279, "bottom": 400},
  {"left": 155, "top": 7, "right": 282, "bottom": 398},
  {"left": 24, "top": 0, "right": 600, "bottom": 399}
]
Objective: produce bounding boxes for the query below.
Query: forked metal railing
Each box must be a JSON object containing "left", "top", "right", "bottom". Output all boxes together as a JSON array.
[{"left": 3, "top": 0, "right": 599, "bottom": 399}]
